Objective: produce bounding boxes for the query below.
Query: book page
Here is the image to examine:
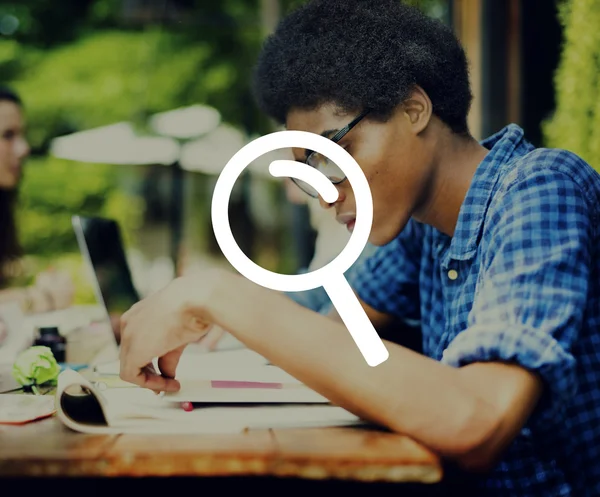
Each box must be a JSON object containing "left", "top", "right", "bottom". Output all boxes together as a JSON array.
[{"left": 162, "top": 378, "right": 330, "bottom": 403}]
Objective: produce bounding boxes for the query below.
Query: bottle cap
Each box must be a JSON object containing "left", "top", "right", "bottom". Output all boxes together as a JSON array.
[{"left": 39, "top": 326, "right": 60, "bottom": 336}]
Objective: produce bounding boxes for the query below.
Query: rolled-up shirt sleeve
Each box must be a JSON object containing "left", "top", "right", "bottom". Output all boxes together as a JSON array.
[
  {"left": 349, "top": 219, "right": 423, "bottom": 321},
  {"left": 441, "top": 167, "right": 592, "bottom": 429}
]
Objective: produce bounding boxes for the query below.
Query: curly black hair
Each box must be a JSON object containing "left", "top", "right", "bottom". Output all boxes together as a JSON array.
[{"left": 252, "top": 0, "right": 472, "bottom": 134}]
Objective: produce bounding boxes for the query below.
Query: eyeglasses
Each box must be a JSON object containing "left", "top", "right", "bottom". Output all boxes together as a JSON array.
[{"left": 292, "top": 110, "right": 369, "bottom": 198}]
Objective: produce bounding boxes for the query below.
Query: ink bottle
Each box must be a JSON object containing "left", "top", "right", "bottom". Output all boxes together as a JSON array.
[{"left": 34, "top": 326, "right": 67, "bottom": 363}]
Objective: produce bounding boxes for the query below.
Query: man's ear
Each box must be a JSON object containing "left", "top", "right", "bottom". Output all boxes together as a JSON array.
[{"left": 402, "top": 85, "right": 433, "bottom": 135}]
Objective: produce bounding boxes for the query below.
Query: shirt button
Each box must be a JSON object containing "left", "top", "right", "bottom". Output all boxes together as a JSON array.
[{"left": 448, "top": 269, "right": 459, "bottom": 280}]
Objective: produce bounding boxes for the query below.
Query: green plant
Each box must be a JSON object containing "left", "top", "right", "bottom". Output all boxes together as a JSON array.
[
  {"left": 7, "top": 30, "right": 214, "bottom": 151},
  {"left": 14, "top": 155, "right": 144, "bottom": 302},
  {"left": 17, "top": 155, "right": 144, "bottom": 255},
  {"left": 543, "top": 0, "right": 600, "bottom": 171},
  {"left": 0, "top": 1, "right": 317, "bottom": 285}
]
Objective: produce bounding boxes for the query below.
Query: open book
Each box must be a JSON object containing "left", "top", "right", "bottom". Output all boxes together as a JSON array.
[{"left": 56, "top": 368, "right": 364, "bottom": 434}]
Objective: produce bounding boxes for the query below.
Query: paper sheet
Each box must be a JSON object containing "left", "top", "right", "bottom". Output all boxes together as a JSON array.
[{"left": 0, "top": 394, "right": 56, "bottom": 425}]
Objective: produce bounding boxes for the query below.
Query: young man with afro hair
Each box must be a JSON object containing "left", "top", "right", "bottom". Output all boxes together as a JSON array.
[{"left": 118, "top": 2, "right": 600, "bottom": 495}]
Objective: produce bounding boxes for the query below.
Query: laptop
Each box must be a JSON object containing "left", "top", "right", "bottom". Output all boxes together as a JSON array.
[
  {"left": 72, "top": 215, "right": 139, "bottom": 346},
  {"left": 71, "top": 215, "right": 244, "bottom": 374}
]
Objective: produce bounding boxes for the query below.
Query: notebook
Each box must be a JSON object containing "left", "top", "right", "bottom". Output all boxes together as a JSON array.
[{"left": 55, "top": 368, "right": 363, "bottom": 434}]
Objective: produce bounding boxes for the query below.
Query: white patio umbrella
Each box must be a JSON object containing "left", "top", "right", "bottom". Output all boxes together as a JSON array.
[
  {"left": 49, "top": 105, "right": 223, "bottom": 266},
  {"left": 179, "top": 125, "right": 295, "bottom": 180},
  {"left": 50, "top": 122, "right": 179, "bottom": 165},
  {"left": 179, "top": 123, "right": 246, "bottom": 174},
  {"left": 149, "top": 104, "right": 221, "bottom": 141}
]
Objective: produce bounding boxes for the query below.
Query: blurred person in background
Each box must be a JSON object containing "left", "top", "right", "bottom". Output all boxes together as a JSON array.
[{"left": 0, "top": 86, "right": 74, "bottom": 318}]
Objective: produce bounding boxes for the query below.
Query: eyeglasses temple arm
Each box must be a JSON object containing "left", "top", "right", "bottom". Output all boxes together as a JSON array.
[{"left": 330, "top": 110, "right": 370, "bottom": 142}]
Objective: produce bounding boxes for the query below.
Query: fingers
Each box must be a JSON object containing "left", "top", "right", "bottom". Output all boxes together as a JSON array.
[
  {"left": 121, "top": 362, "right": 181, "bottom": 393},
  {"left": 157, "top": 347, "right": 185, "bottom": 379},
  {"left": 137, "top": 364, "right": 181, "bottom": 393},
  {"left": 120, "top": 312, "right": 185, "bottom": 393},
  {"left": 118, "top": 283, "right": 200, "bottom": 394}
]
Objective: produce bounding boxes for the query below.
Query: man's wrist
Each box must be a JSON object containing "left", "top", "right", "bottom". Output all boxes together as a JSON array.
[
  {"left": 199, "top": 269, "right": 257, "bottom": 329},
  {"left": 177, "top": 269, "right": 233, "bottom": 338},
  {"left": 211, "top": 270, "right": 275, "bottom": 340},
  {"left": 202, "top": 268, "right": 234, "bottom": 325}
]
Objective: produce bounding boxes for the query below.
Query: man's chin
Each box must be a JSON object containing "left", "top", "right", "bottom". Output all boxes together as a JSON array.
[
  {"left": 368, "top": 219, "right": 411, "bottom": 246},
  {"left": 368, "top": 231, "right": 395, "bottom": 247}
]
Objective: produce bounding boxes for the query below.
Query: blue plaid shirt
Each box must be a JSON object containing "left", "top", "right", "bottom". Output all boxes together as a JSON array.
[{"left": 351, "top": 124, "right": 600, "bottom": 496}]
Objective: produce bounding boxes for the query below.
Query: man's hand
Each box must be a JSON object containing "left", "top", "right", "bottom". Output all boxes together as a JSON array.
[
  {"left": 119, "top": 274, "right": 221, "bottom": 392},
  {"left": 192, "top": 325, "right": 227, "bottom": 351}
]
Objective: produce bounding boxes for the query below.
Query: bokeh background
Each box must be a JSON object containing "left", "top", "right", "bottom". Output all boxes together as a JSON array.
[{"left": 0, "top": 0, "right": 596, "bottom": 303}]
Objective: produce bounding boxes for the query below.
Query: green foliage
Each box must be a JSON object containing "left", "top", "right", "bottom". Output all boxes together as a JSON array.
[
  {"left": 16, "top": 156, "right": 144, "bottom": 256},
  {"left": 0, "top": 0, "right": 96, "bottom": 47},
  {"left": 0, "top": 0, "right": 387, "bottom": 289},
  {"left": 176, "top": 1, "right": 269, "bottom": 134},
  {"left": 0, "top": 40, "right": 24, "bottom": 79},
  {"left": 543, "top": 0, "right": 600, "bottom": 171},
  {"left": 2, "top": 23, "right": 259, "bottom": 253},
  {"left": 8, "top": 30, "right": 214, "bottom": 150},
  {"left": 0, "top": 0, "right": 274, "bottom": 290},
  {"left": 13, "top": 155, "right": 143, "bottom": 302},
  {"left": 0, "top": 14, "right": 263, "bottom": 293}
]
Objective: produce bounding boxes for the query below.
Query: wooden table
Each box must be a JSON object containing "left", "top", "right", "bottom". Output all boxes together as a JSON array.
[
  {"left": 0, "top": 320, "right": 463, "bottom": 495},
  {"left": 0, "top": 414, "right": 441, "bottom": 478}
]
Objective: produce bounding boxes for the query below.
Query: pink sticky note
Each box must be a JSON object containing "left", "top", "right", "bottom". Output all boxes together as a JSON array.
[{"left": 210, "top": 380, "right": 283, "bottom": 389}]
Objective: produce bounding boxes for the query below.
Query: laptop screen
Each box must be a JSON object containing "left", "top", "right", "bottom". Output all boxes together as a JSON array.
[{"left": 72, "top": 216, "right": 139, "bottom": 345}]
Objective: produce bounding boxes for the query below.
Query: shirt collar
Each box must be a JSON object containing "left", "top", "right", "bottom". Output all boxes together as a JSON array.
[{"left": 438, "top": 124, "right": 535, "bottom": 265}]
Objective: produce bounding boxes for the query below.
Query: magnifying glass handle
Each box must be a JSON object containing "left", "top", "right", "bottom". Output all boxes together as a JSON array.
[{"left": 323, "top": 274, "right": 389, "bottom": 367}]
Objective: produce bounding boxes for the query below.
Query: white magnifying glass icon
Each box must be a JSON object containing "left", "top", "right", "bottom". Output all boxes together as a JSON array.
[{"left": 211, "top": 130, "right": 389, "bottom": 367}]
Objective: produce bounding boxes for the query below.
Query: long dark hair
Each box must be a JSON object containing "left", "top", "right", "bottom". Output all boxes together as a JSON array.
[{"left": 0, "top": 86, "right": 24, "bottom": 287}]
